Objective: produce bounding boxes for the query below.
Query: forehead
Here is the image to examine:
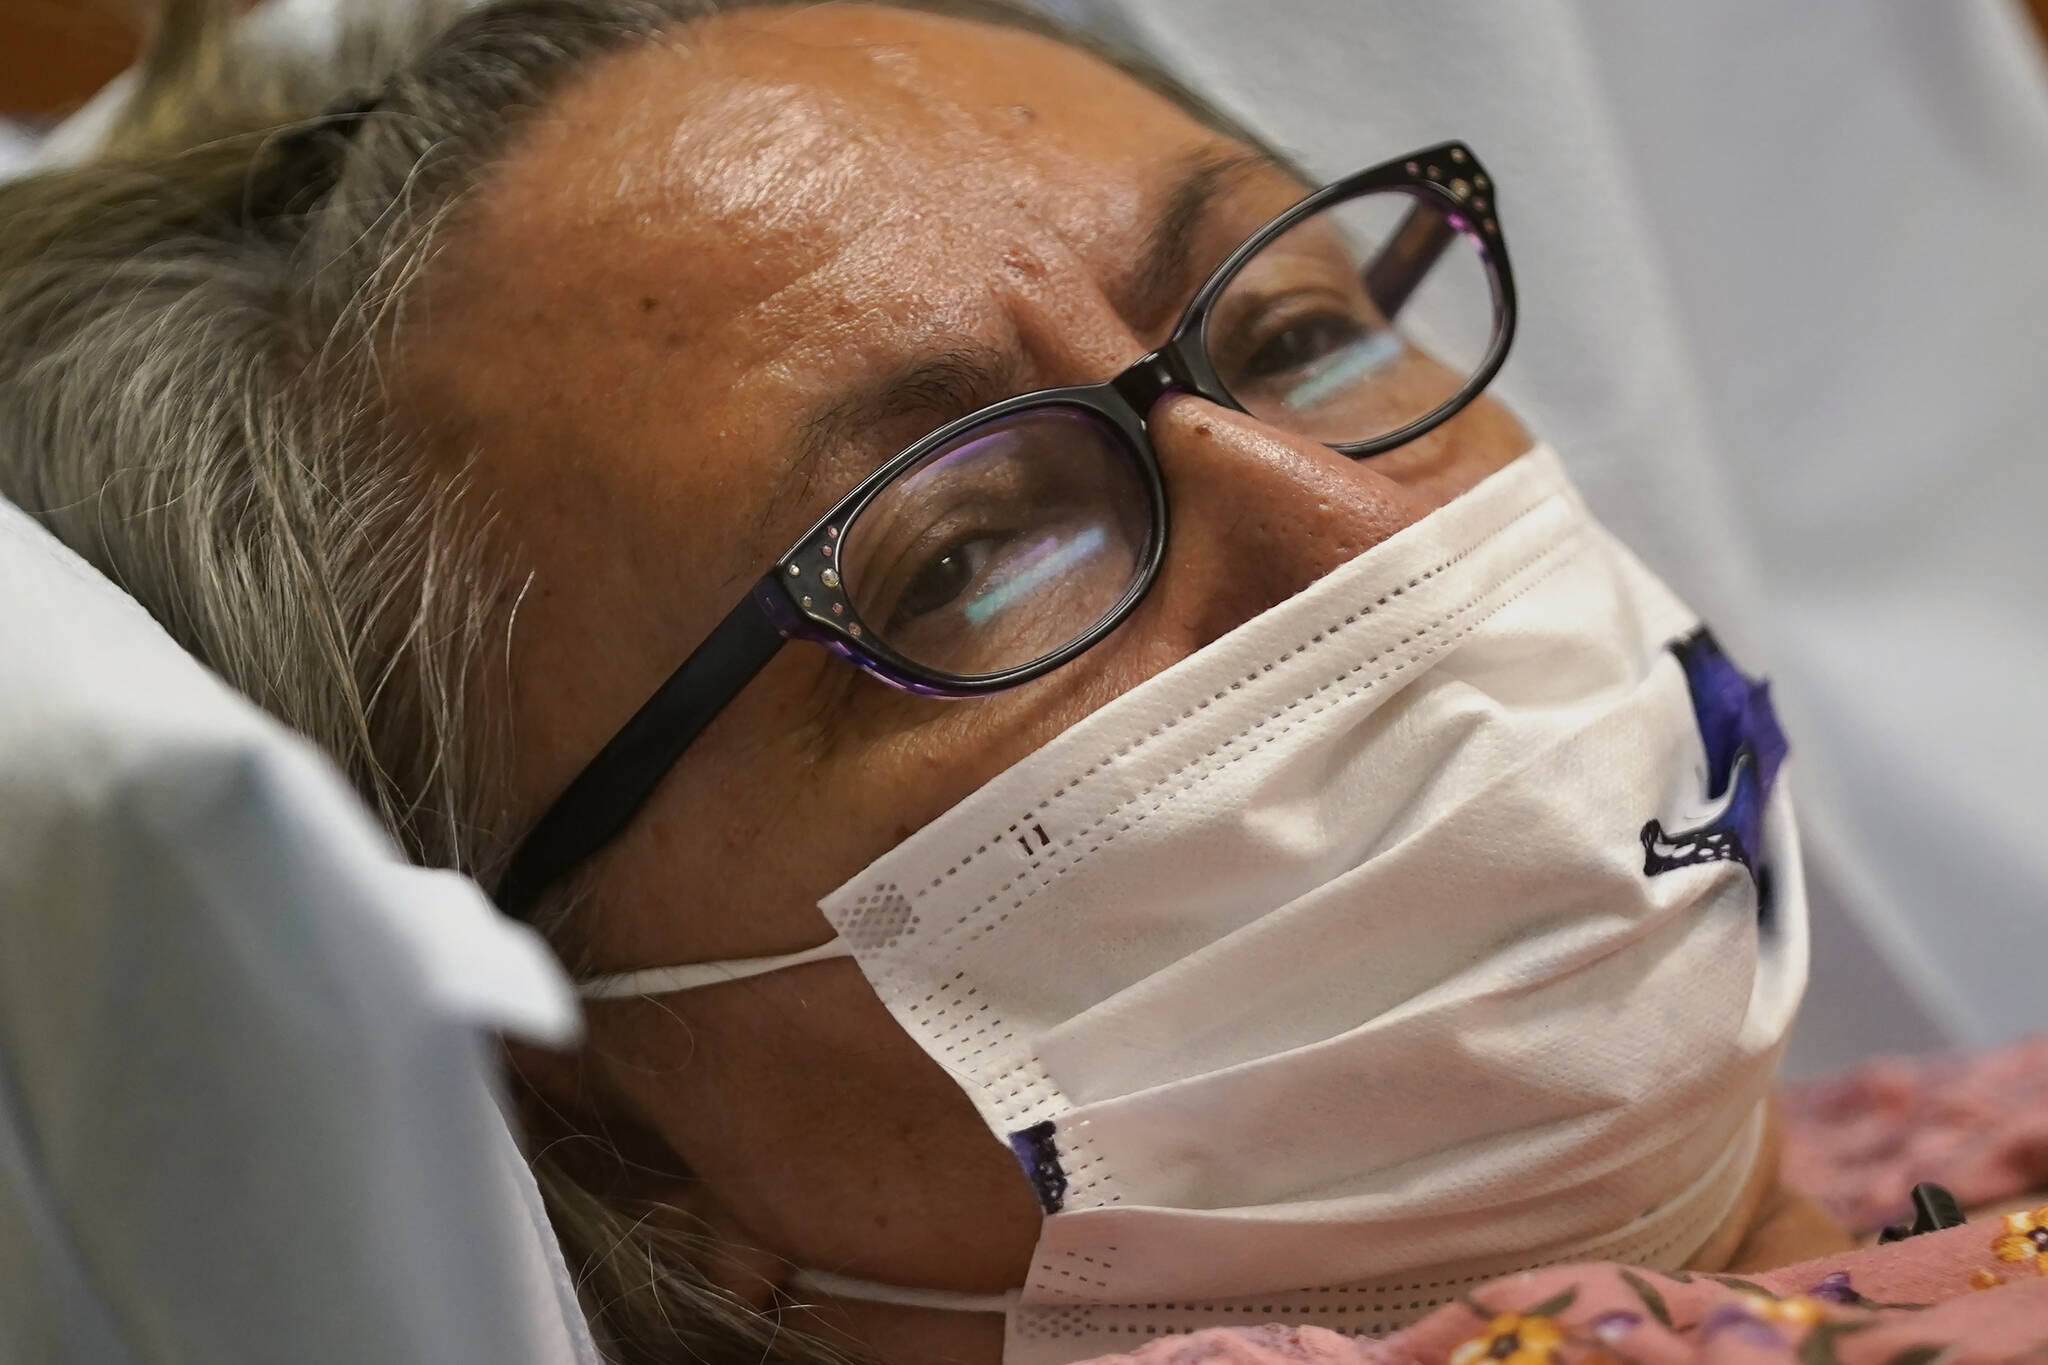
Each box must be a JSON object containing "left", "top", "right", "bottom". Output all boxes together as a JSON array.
[
  {"left": 467, "top": 4, "right": 1231, "bottom": 322},
  {"left": 416, "top": 2, "right": 1250, "bottom": 529},
  {"left": 406, "top": 4, "right": 1270, "bottom": 760}
]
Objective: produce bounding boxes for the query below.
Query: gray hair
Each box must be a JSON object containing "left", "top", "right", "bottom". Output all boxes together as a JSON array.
[
  {"left": 0, "top": 2, "right": 1247, "bottom": 1359},
  {"left": 0, "top": 4, "right": 870, "bottom": 1359},
  {"left": 0, "top": 0, "right": 705, "bottom": 880}
]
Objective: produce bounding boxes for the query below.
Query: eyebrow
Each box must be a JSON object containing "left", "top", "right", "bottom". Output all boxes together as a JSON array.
[
  {"left": 769, "top": 147, "right": 1285, "bottom": 537},
  {"left": 1120, "top": 147, "right": 1278, "bottom": 332},
  {"left": 773, "top": 344, "right": 1021, "bottom": 534}
]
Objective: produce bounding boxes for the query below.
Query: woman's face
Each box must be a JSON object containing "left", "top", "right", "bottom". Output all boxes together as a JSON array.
[{"left": 405, "top": 1, "right": 1527, "bottom": 1354}]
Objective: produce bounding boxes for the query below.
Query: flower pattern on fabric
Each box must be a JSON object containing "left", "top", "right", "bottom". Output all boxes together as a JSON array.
[
  {"left": 1700, "top": 1291, "right": 1827, "bottom": 1348},
  {"left": 1993, "top": 1206, "right": 2048, "bottom": 1274},
  {"left": 1073, "top": 1233, "right": 2048, "bottom": 1365},
  {"left": 1447, "top": 1311, "right": 1565, "bottom": 1365},
  {"left": 1586, "top": 1309, "right": 1641, "bottom": 1343},
  {"left": 1744, "top": 1292, "right": 1826, "bottom": 1331},
  {"left": 1806, "top": 1271, "right": 1860, "bottom": 1305}
]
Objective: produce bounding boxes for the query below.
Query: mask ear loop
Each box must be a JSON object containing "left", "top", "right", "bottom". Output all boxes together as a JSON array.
[
  {"left": 788, "top": 1267, "right": 1018, "bottom": 1316},
  {"left": 578, "top": 937, "right": 852, "bottom": 1000}
]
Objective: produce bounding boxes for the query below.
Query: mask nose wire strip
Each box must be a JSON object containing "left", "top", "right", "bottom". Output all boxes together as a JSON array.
[
  {"left": 787, "top": 1267, "right": 1019, "bottom": 1316},
  {"left": 577, "top": 936, "right": 853, "bottom": 1000}
]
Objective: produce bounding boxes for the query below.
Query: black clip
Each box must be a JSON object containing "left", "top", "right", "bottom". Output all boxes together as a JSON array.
[{"left": 1878, "top": 1182, "right": 1965, "bottom": 1243}]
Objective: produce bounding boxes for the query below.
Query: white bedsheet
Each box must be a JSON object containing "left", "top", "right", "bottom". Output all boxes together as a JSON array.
[{"left": 0, "top": 494, "right": 595, "bottom": 1365}]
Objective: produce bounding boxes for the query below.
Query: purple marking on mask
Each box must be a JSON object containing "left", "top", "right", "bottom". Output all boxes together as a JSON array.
[
  {"left": 1640, "top": 628, "right": 1788, "bottom": 888},
  {"left": 1006, "top": 1121, "right": 1067, "bottom": 1214}
]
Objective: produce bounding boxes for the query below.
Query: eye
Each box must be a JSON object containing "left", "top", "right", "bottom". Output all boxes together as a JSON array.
[
  {"left": 888, "top": 534, "right": 1001, "bottom": 628},
  {"left": 1233, "top": 312, "right": 1372, "bottom": 384}
]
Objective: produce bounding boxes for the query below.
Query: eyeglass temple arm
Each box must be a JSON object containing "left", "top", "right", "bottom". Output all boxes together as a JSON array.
[
  {"left": 1363, "top": 204, "right": 1458, "bottom": 320},
  {"left": 494, "top": 579, "right": 789, "bottom": 919}
]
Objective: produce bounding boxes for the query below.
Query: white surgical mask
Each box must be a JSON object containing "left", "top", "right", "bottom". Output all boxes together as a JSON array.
[{"left": 582, "top": 446, "right": 1808, "bottom": 1365}]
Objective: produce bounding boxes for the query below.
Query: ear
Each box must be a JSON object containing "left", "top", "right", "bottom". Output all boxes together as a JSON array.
[{"left": 501, "top": 1038, "right": 792, "bottom": 1307}]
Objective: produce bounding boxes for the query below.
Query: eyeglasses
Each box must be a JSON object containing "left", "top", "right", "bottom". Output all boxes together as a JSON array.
[{"left": 496, "top": 142, "right": 1517, "bottom": 917}]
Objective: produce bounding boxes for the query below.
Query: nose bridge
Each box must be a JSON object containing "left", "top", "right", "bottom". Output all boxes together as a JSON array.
[
  {"left": 1109, "top": 346, "right": 1192, "bottom": 418},
  {"left": 1136, "top": 394, "right": 1438, "bottom": 654}
]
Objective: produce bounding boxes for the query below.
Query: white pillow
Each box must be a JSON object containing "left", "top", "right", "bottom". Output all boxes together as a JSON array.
[{"left": 0, "top": 494, "right": 596, "bottom": 1365}]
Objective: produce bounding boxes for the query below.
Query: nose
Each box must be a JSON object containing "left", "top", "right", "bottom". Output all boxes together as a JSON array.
[{"left": 1135, "top": 394, "right": 1439, "bottom": 653}]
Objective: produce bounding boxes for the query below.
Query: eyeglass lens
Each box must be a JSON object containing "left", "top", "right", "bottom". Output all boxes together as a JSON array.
[
  {"left": 838, "top": 186, "right": 1498, "bottom": 682},
  {"left": 837, "top": 405, "right": 1153, "bottom": 679},
  {"left": 1206, "top": 188, "right": 1498, "bottom": 446}
]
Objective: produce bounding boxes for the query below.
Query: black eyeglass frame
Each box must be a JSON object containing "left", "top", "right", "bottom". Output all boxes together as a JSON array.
[{"left": 496, "top": 141, "right": 1517, "bottom": 917}]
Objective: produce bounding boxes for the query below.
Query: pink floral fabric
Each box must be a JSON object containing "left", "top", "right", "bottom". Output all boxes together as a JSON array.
[
  {"left": 1083, "top": 1227, "right": 2048, "bottom": 1365},
  {"left": 1075, "top": 1039, "right": 2048, "bottom": 1365},
  {"left": 1780, "top": 1034, "right": 2048, "bottom": 1235}
]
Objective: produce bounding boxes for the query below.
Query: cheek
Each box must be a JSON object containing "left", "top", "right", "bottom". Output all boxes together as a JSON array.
[
  {"left": 805, "top": 652, "right": 1155, "bottom": 846},
  {"left": 590, "top": 966, "right": 1044, "bottom": 1280},
  {"left": 592, "top": 633, "right": 1154, "bottom": 968},
  {"left": 1356, "top": 392, "right": 1532, "bottom": 510}
]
